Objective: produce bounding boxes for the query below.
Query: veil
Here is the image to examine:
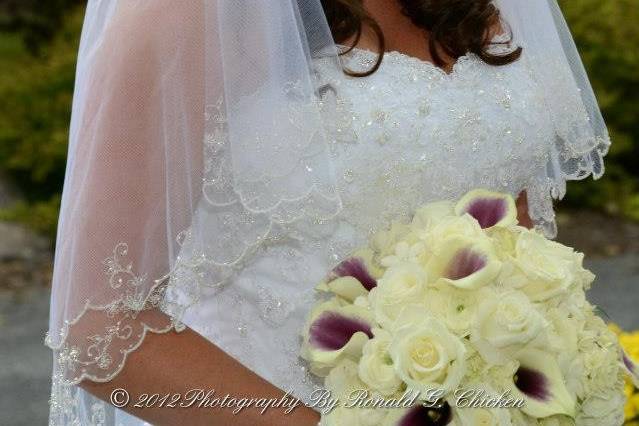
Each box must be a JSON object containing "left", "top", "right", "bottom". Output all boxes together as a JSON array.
[
  {"left": 46, "top": 1, "right": 343, "bottom": 423},
  {"left": 495, "top": 0, "right": 611, "bottom": 237},
  {"left": 45, "top": 0, "right": 609, "bottom": 424}
]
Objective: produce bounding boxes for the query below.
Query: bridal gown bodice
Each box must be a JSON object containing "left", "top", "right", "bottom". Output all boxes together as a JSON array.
[{"left": 164, "top": 47, "right": 559, "bottom": 407}]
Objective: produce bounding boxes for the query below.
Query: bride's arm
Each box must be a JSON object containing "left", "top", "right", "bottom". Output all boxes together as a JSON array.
[
  {"left": 79, "top": 310, "right": 320, "bottom": 426},
  {"left": 516, "top": 190, "right": 534, "bottom": 229}
]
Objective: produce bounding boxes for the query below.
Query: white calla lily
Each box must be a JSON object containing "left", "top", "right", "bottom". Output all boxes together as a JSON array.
[
  {"left": 301, "top": 298, "right": 374, "bottom": 376},
  {"left": 381, "top": 399, "right": 453, "bottom": 426},
  {"left": 455, "top": 189, "right": 518, "bottom": 229},
  {"left": 426, "top": 236, "right": 501, "bottom": 290},
  {"left": 506, "top": 349, "right": 576, "bottom": 418},
  {"left": 317, "top": 276, "right": 370, "bottom": 303}
]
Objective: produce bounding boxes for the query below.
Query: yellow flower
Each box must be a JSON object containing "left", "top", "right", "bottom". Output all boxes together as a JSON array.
[{"left": 608, "top": 323, "right": 639, "bottom": 422}]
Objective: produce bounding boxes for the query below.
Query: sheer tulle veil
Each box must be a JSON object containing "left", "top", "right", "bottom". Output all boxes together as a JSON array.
[
  {"left": 495, "top": 0, "right": 610, "bottom": 236},
  {"left": 45, "top": 1, "right": 609, "bottom": 424}
]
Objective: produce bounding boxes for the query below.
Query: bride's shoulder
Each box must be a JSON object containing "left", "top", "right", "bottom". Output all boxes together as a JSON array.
[
  {"left": 102, "top": 1, "right": 203, "bottom": 57},
  {"left": 89, "top": 1, "right": 204, "bottom": 85}
]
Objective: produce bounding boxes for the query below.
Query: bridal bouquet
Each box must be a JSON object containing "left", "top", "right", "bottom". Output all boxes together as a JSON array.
[{"left": 300, "top": 189, "right": 638, "bottom": 425}]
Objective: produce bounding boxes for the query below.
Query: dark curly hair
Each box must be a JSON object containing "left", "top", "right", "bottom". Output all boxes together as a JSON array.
[{"left": 321, "top": 0, "right": 522, "bottom": 76}]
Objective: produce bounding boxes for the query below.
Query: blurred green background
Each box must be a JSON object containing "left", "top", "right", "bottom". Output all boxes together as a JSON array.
[{"left": 0, "top": 0, "right": 638, "bottom": 241}]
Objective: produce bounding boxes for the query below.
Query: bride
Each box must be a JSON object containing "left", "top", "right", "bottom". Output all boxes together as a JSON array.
[{"left": 45, "top": 0, "right": 612, "bottom": 425}]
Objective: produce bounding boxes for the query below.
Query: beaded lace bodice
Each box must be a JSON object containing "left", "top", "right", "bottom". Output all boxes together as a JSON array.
[
  {"left": 318, "top": 48, "right": 554, "bottom": 236},
  {"left": 164, "top": 47, "right": 566, "bottom": 405}
]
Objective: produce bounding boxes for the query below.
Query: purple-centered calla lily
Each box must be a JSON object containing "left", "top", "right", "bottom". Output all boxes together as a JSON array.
[
  {"left": 318, "top": 249, "right": 381, "bottom": 302},
  {"left": 329, "top": 255, "right": 378, "bottom": 291},
  {"left": 400, "top": 403, "right": 452, "bottom": 426},
  {"left": 506, "top": 348, "right": 575, "bottom": 418},
  {"left": 445, "top": 247, "right": 487, "bottom": 279},
  {"left": 309, "top": 311, "right": 373, "bottom": 350},
  {"left": 426, "top": 237, "right": 501, "bottom": 290},
  {"left": 383, "top": 401, "right": 453, "bottom": 426},
  {"left": 454, "top": 189, "right": 517, "bottom": 229},
  {"left": 300, "top": 298, "right": 374, "bottom": 376}
]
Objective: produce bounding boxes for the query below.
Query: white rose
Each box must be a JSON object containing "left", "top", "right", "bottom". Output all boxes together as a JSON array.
[
  {"left": 388, "top": 306, "right": 467, "bottom": 396},
  {"left": 454, "top": 407, "right": 509, "bottom": 426},
  {"left": 320, "top": 406, "right": 388, "bottom": 426},
  {"left": 471, "top": 290, "right": 547, "bottom": 364},
  {"left": 488, "top": 225, "right": 522, "bottom": 260},
  {"left": 370, "top": 222, "right": 412, "bottom": 259},
  {"left": 368, "top": 263, "right": 428, "bottom": 329},
  {"left": 410, "top": 200, "right": 455, "bottom": 231},
  {"left": 421, "top": 214, "right": 486, "bottom": 248},
  {"left": 357, "top": 328, "right": 403, "bottom": 396},
  {"left": 503, "top": 230, "right": 593, "bottom": 301},
  {"left": 380, "top": 240, "right": 428, "bottom": 268}
]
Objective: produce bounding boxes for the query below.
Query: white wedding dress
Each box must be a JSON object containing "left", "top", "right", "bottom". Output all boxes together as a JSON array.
[
  {"left": 46, "top": 37, "right": 609, "bottom": 426},
  {"left": 160, "top": 44, "right": 595, "bottom": 412}
]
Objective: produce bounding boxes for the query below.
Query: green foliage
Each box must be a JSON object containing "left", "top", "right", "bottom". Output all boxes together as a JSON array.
[
  {"left": 0, "top": 194, "right": 61, "bottom": 238},
  {"left": 559, "top": 0, "right": 639, "bottom": 217},
  {"left": 0, "top": 6, "right": 83, "bottom": 237},
  {"left": 0, "top": 0, "right": 84, "bottom": 55}
]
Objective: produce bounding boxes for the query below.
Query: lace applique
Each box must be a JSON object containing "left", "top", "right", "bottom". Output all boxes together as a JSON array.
[
  {"left": 45, "top": 242, "right": 181, "bottom": 381},
  {"left": 45, "top": 241, "right": 185, "bottom": 424},
  {"left": 49, "top": 368, "right": 109, "bottom": 426}
]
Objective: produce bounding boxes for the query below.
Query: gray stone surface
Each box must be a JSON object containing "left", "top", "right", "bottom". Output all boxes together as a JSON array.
[
  {"left": 0, "top": 222, "right": 50, "bottom": 262},
  {"left": 0, "top": 288, "right": 52, "bottom": 426},
  {"left": 586, "top": 254, "right": 639, "bottom": 331},
  {"left": 0, "top": 174, "right": 19, "bottom": 209}
]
